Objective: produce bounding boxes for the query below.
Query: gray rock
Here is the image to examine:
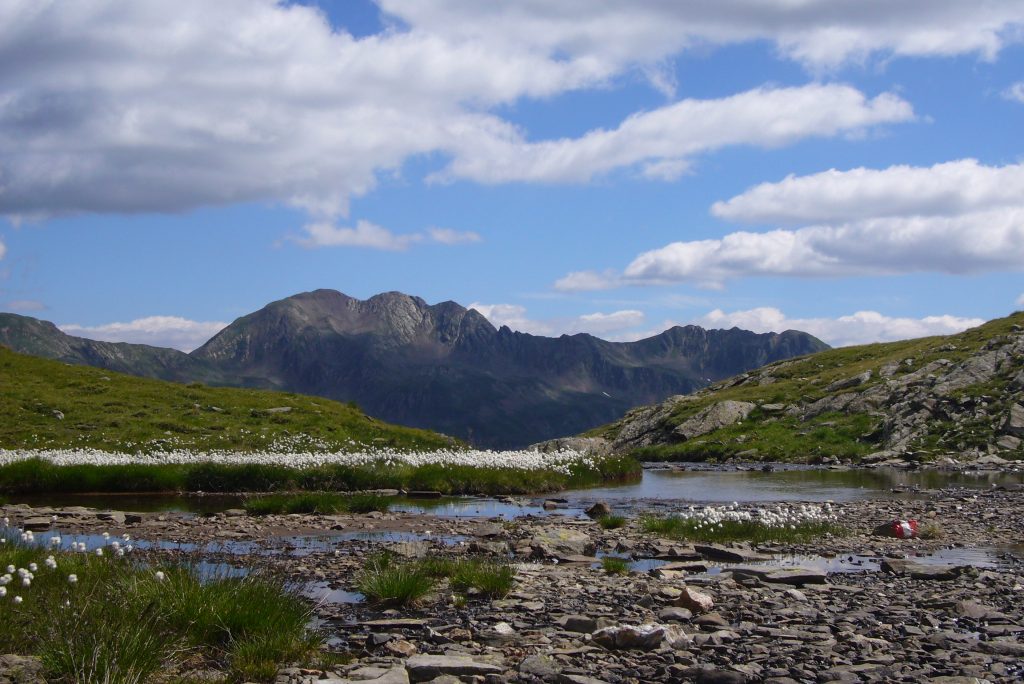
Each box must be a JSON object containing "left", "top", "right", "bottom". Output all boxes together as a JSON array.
[
  {"left": 592, "top": 624, "right": 666, "bottom": 651},
  {"left": 880, "top": 558, "right": 965, "bottom": 580},
  {"left": 530, "top": 437, "right": 611, "bottom": 456},
  {"left": 657, "top": 606, "right": 693, "bottom": 622},
  {"left": 529, "top": 528, "right": 595, "bottom": 558},
  {"left": 674, "top": 401, "right": 756, "bottom": 440},
  {"left": 21, "top": 517, "right": 52, "bottom": 531},
  {"left": 340, "top": 666, "right": 410, "bottom": 684},
  {"left": 674, "top": 586, "right": 714, "bottom": 614},
  {"left": 1003, "top": 403, "right": 1024, "bottom": 436},
  {"left": 519, "top": 655, "right": 561, "bottom": 680},
  {"left": 404, "top": 655, "right": 503, "bottom": 682},
  {"left": 826, "top": 370, "right": 872, "bottom": 392},
  {"left": 585, "top": 502, "right": 612, "bottom": 519},
  {"left": 0, "top": 654, "right": 45, "bottom": 684}
]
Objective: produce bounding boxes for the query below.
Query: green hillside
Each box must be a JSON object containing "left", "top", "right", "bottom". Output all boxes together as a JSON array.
[
  {"left": 589, "top": 312, "right": 1024, "bottom": 463},
  {"left": 0, "top": 346, "right": 456, "bottom": 453}
]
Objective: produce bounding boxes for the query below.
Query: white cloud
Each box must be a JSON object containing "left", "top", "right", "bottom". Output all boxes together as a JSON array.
[
  {"left": 561, "top": 159, "right": 1024, "bottom": 289},
  {"left": 437, "top": 85, "right": 913, "bottom": 184},
  {"left": 1003, "top": 82, "right": 1024, "bottom": 103},
  {"left": 712, "top": 159, "right": 1024, "bottom": 225},
  {"left": 694, "top": 307, "right": 984, "bottom": 347},
  {"left": 5, "top": 299, "right": 45, "bottom": 312},
  {"left": 0, "top": 1, "right": 962, "bottom": 225},
  {"left": 1017, "top": 293, "right": 1024, "bottom": 308},
  {"left": 554, "top": 270, "right": 621, "bottom": 292},
  {"left": 60, "top": 316, "right": 228, "bottom": 352},
  {"left": 379, "top": 1, "right": 1024, "bottom": 70},
  {"left": 298, "top": 221, "right": 422, "bottom": 251},
  {"left": 296, "top": 221, "right": 481, "bottom": 251},
  {"left": 426, "top": 227, "right": 482, "bottom": 245},
  {"left": 0, "top": 239, "right": 5, "bottom": 260},
  {"left": 469, "top": 302, "right": 645, "bottom": 337}
]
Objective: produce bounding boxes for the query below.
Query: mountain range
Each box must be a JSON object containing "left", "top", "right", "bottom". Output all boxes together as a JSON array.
[{"left": 0, "top": 289, "right": 828, "bottom": 447}]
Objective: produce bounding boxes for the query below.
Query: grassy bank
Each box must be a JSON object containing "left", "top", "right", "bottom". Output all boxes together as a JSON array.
[
  {"left": 0, "top": 453, "right": 641, "bottom": 496},
  {"left": 0, "top": 346, "right": 455, "bottom": 454},
  {"left": 0, "top": 542, "right": 320, "bottom": 683},
  {"left": 357, "top": 553, "right": 515, "bottom": 606},
  {"left": 642, "top": 515, "right": 846, "bottom": 544},
  {"left": 244, "top": 492, "right": 391, "bottom": 515}
]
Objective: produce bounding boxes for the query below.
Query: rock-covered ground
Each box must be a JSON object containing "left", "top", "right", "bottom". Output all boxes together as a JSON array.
[{"left": 2, "top": 478, "right": 1023, "bottom": 684}]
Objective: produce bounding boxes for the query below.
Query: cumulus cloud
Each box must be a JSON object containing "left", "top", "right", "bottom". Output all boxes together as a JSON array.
[
  {"left": 1003, "top": 82, "right": 1024, "bottom": 103},
  {"left": 0, "top": 1, "right": 954, "bottom": 225},
  {"left": 694, "top": 307, "right": 984, "bottom": 347},
  {"left": 437, "top": 85, "right": 913, "bottom": 184},
  {"left": 712, "top": 159, "right": 1024, "bottom": 225},
  {"left": 5, "top": 299, "right": 45, "bottom": 312},
  {"left": 296, "top": 221, "right": 480, "bottom": 250},
  {"left": 560, "top": 159, "right": 1024, "bottom": 289},
  {"left": 469, "top": 302, "right": 645, "bottom": 337},
  {"left": 379, "top": 1, "right": 1024, "bottom": 70},
  {"left": 60, "top": 316, "right": 228, "bottom": 352}
]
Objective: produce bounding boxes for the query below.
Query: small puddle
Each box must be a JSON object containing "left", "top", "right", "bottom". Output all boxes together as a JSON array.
[{"left": 304, "top": 581, "right": 364, "bottom": 605}]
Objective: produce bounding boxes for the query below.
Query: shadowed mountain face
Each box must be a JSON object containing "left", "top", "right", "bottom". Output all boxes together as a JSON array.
[{"left": 1, "top": 289, "right": 828, "bottom": 448}]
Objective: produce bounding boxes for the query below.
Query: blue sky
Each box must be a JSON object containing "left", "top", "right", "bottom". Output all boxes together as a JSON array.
[{"left": 1, "top": 1, "right": 1023, "bottom": 351}]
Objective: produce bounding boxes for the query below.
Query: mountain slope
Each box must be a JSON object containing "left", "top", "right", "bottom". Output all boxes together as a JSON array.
[
  {"left": 585, "top": 312, "right": 1024, "bottom": 463},
  {"left": 190, "top": 289, "right": 828, "bottom": 447},
  {"left": 0, "top": 346, "right": 454, "bottom": 453},
  {"left": 0, "top": 313, "right": 222, "bottom": 383},
  {"left": 1, "top": 290, "right": 829, "bottom": 448}
]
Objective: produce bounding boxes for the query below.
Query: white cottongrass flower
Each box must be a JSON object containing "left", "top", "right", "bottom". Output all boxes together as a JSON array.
[
  {"left": 13, "top": 595, "right": 22, "bottom": 604},
  {"left": 0, "top": 586, "right": 6, "bottom": 598},
  {"left": 28, "top": 562, "right": 37, "bottom": 572},
  {"left": 21, "top": 577, "right": 30, "bottom": 587},
  {"left": 50, "top": 536, "right": 61, "bottom": 547},
  {"left": 67, "top": 574, "right": 78, "bottom": 584},
  {"left": 94, "top": 548, "right": 103, "bottom": 556},
  {"left": 0, "top": 446, "right": 600, "bottom": 476},
  {"left": 0, "top": 575, "right": 9, "bottom": 585},
  {"left": 45, "top": 557, "right": 57, "bottom": 570},
  {"left": 154, "top": 571, "right": 166, "bottom": 582}
]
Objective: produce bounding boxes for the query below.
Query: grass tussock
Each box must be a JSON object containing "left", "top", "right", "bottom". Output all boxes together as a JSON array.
[
  {"left": 0, "top": 540, "right": 320, "bottom": 684},
  {"left": 357, "top": 554, "right": 515, "bottom": 606},
  {"left": 596, "top": 514, "right": 627, "bottom": 530},
  {"left": 641, "top": 515, "right": 846, "bottom": 544},
  {"left": 243, "top": 492, "right": 391, "bottom": 516},
  {"left": 0, "top": 453, "right": 641, "bottom": 496},
  {"left": 600, "top": 556, "right": 630, "bottom": 575}
]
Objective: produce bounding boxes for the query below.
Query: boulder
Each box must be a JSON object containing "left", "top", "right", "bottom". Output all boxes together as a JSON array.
[
  {"left": 1003, "top": 403, "right": 1024, "bottom": 436},
  {"left": 592, "top": 624, "right": 666, "bottom": 651},
  {"left": 826, "top": 370, "right": 872, "bottom": 392},
  {"left": 674, "top": 401, "right": 756, "bottom": 440},
  {"left": 529, "top": 528, "right": 595, "bottom": 558},
  {"left": 880, "top": 558, "right": 966, "bottom": 580},
  {"left": 585, "top": 502, "right": 612, "bottom": 519},
  {"left": 674, "top": 586, "right": 714, "bottom": 614}
]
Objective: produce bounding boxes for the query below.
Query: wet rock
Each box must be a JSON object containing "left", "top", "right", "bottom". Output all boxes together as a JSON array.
[
  {"left": 0, "top": 654, "right": 45, "bottom": 684},
  {"left": 880, "top": 558, "right": 966, "bottom": 580},
  {"left": 694, "top": 543, "right": 770, "bottom": 563},
  {"left": 585, "top": 502, "right": 612, "bottom": 519},
  {"left": 21, "top": 518, "right": 52, "bottom": 532},
  {"left": 674, "top": 586, "right": 714, "bottom": 614},
  {"left": 404, "top": 655, "right": 502, "bottom": 682}
]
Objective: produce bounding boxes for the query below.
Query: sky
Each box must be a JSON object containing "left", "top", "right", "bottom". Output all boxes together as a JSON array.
[{"left": 1, "top": 0, "right": 1023, "bottom": 352}]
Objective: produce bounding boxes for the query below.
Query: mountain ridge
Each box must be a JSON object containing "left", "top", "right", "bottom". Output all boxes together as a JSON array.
[{"left": 1, "top": 289, "right": 829, "bottom": 447}]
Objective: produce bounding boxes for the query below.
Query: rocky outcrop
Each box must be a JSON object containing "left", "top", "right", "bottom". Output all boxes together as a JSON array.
[{"left": 600, "top": 316, "right": 1024, "bottom": 462}]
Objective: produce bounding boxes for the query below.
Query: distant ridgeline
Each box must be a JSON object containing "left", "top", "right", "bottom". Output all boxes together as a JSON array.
[
  {"left": 0, "top": 289, "right": 828, "bottom": 448},
  {"left": 584, "top": 312, "right": 1024, "bottom": 464}
]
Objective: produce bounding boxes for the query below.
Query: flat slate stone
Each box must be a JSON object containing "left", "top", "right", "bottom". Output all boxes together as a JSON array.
[
  {"left": 404, "top": 655, "right": 502, "bottom": 682},
  {"left": 359, "top": 618, "right": 429, "bottom": 629}
]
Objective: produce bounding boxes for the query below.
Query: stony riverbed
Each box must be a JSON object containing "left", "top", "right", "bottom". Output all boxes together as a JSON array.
[{"left": 2, "top": 481, "right": 1023, "bottom": 684}]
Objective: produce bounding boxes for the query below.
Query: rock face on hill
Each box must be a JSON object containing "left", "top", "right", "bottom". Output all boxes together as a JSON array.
[
  {"left": 584, "top": 314, "right": 1024, "bottom": 463},
  {"left": 0, "top": 289, "right": 828, "bottom": 448}
]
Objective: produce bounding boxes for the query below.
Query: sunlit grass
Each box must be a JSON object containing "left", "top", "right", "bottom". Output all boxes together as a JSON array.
[
  {"left": 243, "top": 491, "right": 391, "bottom": 516},
  {"left": 357, "top": 554, "right": 515, "bottom": 606},
  {"left": 641, "top": 515, "right": 846, "bottom": 544},
  {"left": 600, "top": 556, "right": 630, "bottom": 575},
  {"left": 0, "top": 537, "right": 320, "bottom": 683},
  {"left": 596, "top": 514, "right": 627, "bottom": 530}
]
